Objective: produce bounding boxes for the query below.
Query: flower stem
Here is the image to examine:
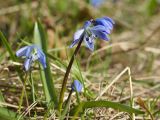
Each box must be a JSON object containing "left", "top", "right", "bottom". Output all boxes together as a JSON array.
[
  {"left": 58, "top": 34, "right": 84, "bottom": 112},
  {"left": 60, "top": 90, "right": 73, "bottom": 120}
]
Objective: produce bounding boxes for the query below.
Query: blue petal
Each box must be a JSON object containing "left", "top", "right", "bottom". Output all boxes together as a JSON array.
[
  {"left": 24, "top": 58, "right": 32, "bottom": 71},
  {"left": 95, "top": 18, "right": 113, "bottom": 30},
  {"left": 91, "top": 25, "right": 110, "bottom": 34},
  {"left": 91, "top": 25, "right": 110, "bottom": 41},
  {"left": 104, "top": 20, "right": 113, "bottom": 30},
  {"left": 83, "top": 21, "right": 92, "bottom": 29},
  {"left": 25, "top": 46, "right": 34, "bottom": 58},
  {"left": 69, "top": 39, "right": 80, "bottom": 48},
  {"left": 16, "top": 46, "right": 29, "bottom": 57},
  {"left": 90, "top": 0, "right": 104, "bottom": 7},
  {"left": 37, "top": 48, "right": 47, "bottom": 68},
  {"left": 71, "top": 80, "right": 83, "bottom": 92},
  {"left": 74, "top": 29, "right": 84, "bottom": 41},
  {"left": 70, "top": 29, "right": 84, "bottom": 48},
  {"left": 103, "top": 16, "right": 115, "bottom": 25},
  {"left": 84, "top": 35, "right": 94, "bottom": 51}
]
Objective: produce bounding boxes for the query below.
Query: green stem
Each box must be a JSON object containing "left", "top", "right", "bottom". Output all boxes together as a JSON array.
[
  {"left": 30, "top": 71, "right": 36, "bottom": 102},
  {"left": 18, "top": 73, "right": 28, "bottom": 113},
  {"left": 61, "top": 90, "right": 73, "bottom": 120},
  {"left": 58, "top": 33, "right": 84, "bottom": 112},
  {"left": 75, "top": 90, "right": 81, "bottom": 104}
]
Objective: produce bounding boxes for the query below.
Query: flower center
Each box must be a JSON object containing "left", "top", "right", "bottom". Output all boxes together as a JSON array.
[{"left": 31, "top": 48, "right": 40, "bottom": 61}]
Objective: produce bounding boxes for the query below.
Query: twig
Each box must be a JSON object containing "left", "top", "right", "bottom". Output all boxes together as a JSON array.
[
  {"left": 127, "top": 67, "right": 135, "bottom": 120},
  {"left": 95, "top": 67, "right": 135, "bottom": 119},
  {"left": 96, "top": 67, "right": 130, "bottom": 100},
  {"left": 18, "top": 101, "right": 38, "bottom": 120},
  {"left": 0, "top": 101, "right": 22, "bottom": 109}
]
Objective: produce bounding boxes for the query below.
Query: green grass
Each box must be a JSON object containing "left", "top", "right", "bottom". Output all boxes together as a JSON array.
[{"left": 0, "top": 0, "right": 160, "bottom": 119}]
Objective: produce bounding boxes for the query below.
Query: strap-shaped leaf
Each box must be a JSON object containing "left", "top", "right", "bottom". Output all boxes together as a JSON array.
[
  {"left": 34, "top": 21, "right": 57, "bottom": 104},
  {"left": 0, "top": 107, "right": 23, "bottom": 120}
]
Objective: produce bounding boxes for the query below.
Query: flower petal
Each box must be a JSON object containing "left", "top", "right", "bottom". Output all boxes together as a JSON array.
[
  {"left": 73, "top": 29, "right": 84, "bottom": 41},
  {"left": 24, "top": 58, "right": 32, "bottom": 71},
  {"left": 103, "top": 16, "right": 115, "bottom": 25},
  {"left": 91, "top": 25, "right": 110, "bottom": 34},
  {"left": 83, "top": 21, "right": 92, "bottom": 29},
  {"left": 37, "top": 48, "right": 47, "bottom": 68},
  {"left": 71, "top": 80, "right": 83, "bottom": 92},
  {"left": 69, "top": 29, "right": 84, "bottom": 48},
  {"left": 94, "top": 18, "right": 113, "bottom": 30},
  {"left": 25, "top": 46, "right": 34, "bottom": 58},
  {"left": 16, "top": 46, "right": 29, "bottom": 57},
  {"left": 90, "top": 0, "right": 104, "bottom": 7},
  {"left": 69, "top": 39, "right": 80, "bottom": 48},
  {"left": 94, "top": 31, "right": 109, "bottom": 41},
  {"left": 70, "top": 29, "right": 84, "bottom": 48},
  {"left": 84, "top": 35, "right": 94, "bottom": 51},
  {"left": 91, "top": 25, "right": 110, "bottom": 41}
]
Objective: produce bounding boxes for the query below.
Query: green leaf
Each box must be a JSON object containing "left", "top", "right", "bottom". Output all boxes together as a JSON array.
[
  {"left": 146, "top": 0, "right": 158, "bottom": 15},
  {"left": 0, "top": 91, "right": 5, "bottom": 103},
  {"left": 71, "top": 101, "right": 144, "bottom": 119},
  {"left": 0, "top": 31, "right": 24, "bottom": 81},
  {"left": 0, "top": 107, "right": 23, "bottom": 120},
  {"left": 0, "top": 51, "right": 6, "bottom": 63},
  {"left": 55, "top": 0, "right": 68, "bottom": 13},
  {"left": 0, "top": 31, "right": 16, "bottom": 61},
  {"left": 34, "top": 21, "right": 58, "bottom": 105}
]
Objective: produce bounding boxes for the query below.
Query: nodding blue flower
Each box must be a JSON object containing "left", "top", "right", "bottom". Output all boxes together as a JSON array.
[
  {"left": 70, "top": 17, "right": 114, "bottom": 51},
  {"left": 94, "top": 17, "right": 115, "bottom": 31},
  {"left": 90, "top": 0, "right": 105, "bottom": 7},
  {"left": 71, "top": 80, "right": 83, "bottom": 92},
  {"left": 16, "top": 45, "right": 47, "bottom": 71}
]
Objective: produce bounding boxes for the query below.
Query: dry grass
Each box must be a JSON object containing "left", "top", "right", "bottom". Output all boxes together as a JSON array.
[{"left": 0, "top": 0, "right": 160, "bottom": 119}]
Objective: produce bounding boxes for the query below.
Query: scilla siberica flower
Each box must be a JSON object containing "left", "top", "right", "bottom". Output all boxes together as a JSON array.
[
  {"left": 71, "top": 80, "right": 83, "bottom": 92},
  {"left": 90, "top": 0, "right": 105, "bottom": 7},
  {"left": 70, "top": 17, "right": 114, "bottom": 51},
  {"left": 16, "top": 45, "right": 46, "bottom": 71}
]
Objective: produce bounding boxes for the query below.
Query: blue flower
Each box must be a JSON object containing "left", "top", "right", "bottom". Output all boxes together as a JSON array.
[
  {"left": 16, "top": 45, "right": 47, "bottom": 71},
  {"left": 94, "top": 17, "right": 115, "bottom": 30},
  {"left": 70, "top": 17, "right": 114, "bottom": 51},
  {"left": 90, "top": 0, "right": 105, "bottom": 7},
  {"left": 71, "top": 80, "right": 83, "bottom": 92}
]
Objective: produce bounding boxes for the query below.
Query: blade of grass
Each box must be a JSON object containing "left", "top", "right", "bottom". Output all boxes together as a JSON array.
[
  {"left": 145, "top": 0, "right": 158, "bottom": 15},
  {"left": 0, "top": 31, "right": 24, "bottom": 81},
  {"left": 34, "top": 21, "right": 57, "bottom": 104},
  {"left": 0, "top": 51, "right": 6, "bottom": 63},
  {"left": 0, "top": 31, "right": 16, "bottom": 60},
  {"left": 0, "top": 91, "right": 5, "bottom": 102}
]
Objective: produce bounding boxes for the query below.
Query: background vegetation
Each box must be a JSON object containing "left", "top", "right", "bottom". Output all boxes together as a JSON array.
[{"left": 0, "top": 0, "right": 160, "bottom": 119}]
